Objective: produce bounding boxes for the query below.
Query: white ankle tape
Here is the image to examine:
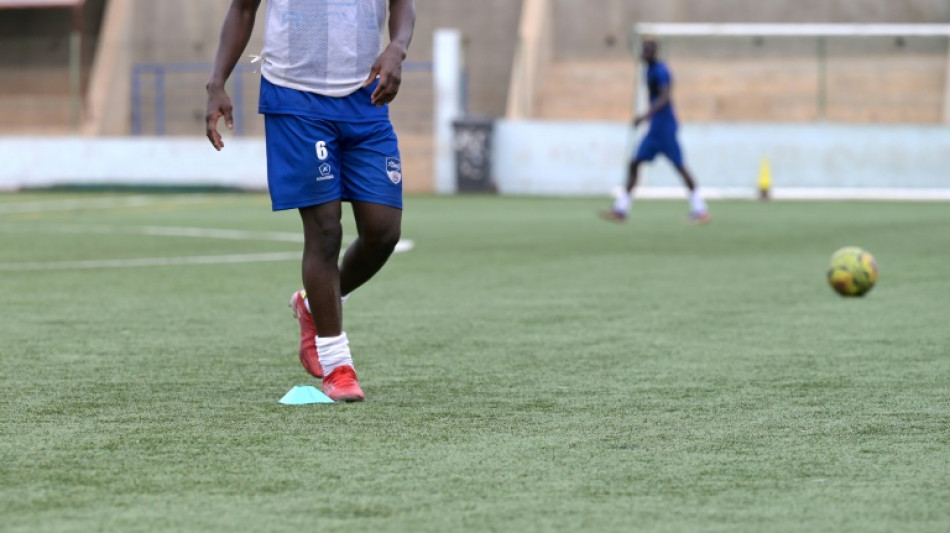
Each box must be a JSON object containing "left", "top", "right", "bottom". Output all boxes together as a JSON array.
[{"left": 317, "top": 332, "right": 353, "bottom": 375}]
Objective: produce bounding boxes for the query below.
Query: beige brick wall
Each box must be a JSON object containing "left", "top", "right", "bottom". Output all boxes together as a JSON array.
[
  {"left": 0, "top": 0, "right": 107, "bottom": 133},
  {"left": 551, "top": 0, "right": 950, "bottom": 61}
]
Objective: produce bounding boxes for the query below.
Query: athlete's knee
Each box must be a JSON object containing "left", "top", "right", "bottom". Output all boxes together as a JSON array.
[
  {"left": 353, "top": 203, "right": 401, "bottom": 252},
  {"left": 309, "top": 229, "right": 343, "bottom": 263},
  {"left": 301, "top": 212, "right": 343, "bottom": 262},
  {"left": 361, "top": 221, "right": 401, "bottom": 253}
]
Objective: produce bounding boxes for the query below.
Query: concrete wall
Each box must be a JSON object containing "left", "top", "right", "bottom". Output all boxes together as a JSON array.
[
  {"left": 96, "top": 0, "right": 521, "bottom": 137},
  {"left": 117, "top": 1, "right": 266, "bottom": 137},
  {"left": 123, "top": 0, "right": 521, "bottom": 117},
  {"left": 6, "top": 0, "right": 948, "bottom": 132},
  {"left": 0, "top": 137, "right": 267, "bottom": 191},
  {"left": 0, "top": 136, "right": 427, "bottom": 194},
  {"left": 0, "top": 0, "right": 521, "bottom": 135},
  {"left": 538, "top": 1, "right": 950, "bottom": 123},
  {"left": 4, "top": 125, "right": 949, "bottom": 199},
  {"left": 411, "top": 0, "right": 522, "bottom": 117},
  {"left": 490, "top": 121, "right": 950, "bottom": 197},
  {"left": 0, "top": 0, "right": 107, "bottom": 132},
  {"left": 112, "top": 0, "right": 522, "bottom": 194},
  {"left": 551, "top": 0, "right": 950, "bottom": 61}
]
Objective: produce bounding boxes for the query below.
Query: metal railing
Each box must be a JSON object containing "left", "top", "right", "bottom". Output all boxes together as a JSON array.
[{"left": 131, "top": 61, "right": 445, "bottom": 136}]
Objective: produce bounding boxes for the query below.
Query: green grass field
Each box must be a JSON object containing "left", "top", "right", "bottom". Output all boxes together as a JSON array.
[{"left": 2, "top": 193, "right": 949, "bottom": 532}]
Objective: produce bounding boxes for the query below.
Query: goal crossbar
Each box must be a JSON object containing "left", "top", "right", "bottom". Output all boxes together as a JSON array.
[
  {"left": 632, "top": 23, "right": 950, "bottom": 38},
  {"left": 629, "top": 23, "right": 950, "bottom": 124}
]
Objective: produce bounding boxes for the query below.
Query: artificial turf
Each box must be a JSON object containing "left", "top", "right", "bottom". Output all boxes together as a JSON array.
[{"left": 1, "top": 193, "right": 948, "bottom": 532}]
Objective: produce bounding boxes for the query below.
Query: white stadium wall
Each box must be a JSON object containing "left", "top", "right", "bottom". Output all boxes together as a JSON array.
[
  {"left": 0, "top": 138, "right": 268, "bottom": 191},
  {"left": 491, "top": 121, "right": 950, "bottom": 199},
  {"left": 2, "top": 124, "right": 949, "bottom": 198}
]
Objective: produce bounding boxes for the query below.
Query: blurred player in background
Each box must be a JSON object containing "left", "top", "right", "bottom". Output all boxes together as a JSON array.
[
  {"left": 603, "top": 38, "right": 709, "bottom": 223},
  {"left": 206, "top": 0, "right": 415, "bottom": 402}
]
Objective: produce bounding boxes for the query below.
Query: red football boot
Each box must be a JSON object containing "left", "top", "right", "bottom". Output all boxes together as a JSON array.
[
  {"left": 322, "top": 365, "right": 364, "bottom": 402},
  {"left": 688, "top": 211, "right": 711, "bottom": 225},
  {"left": 599, "top": 209, "right": 627, "bottom": 223},
  {"left": 289, "top": 290, "right": 322, "bottom": 378}
]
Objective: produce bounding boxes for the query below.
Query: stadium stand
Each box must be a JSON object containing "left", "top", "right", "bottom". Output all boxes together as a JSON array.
[
  {"left": 0, "top": 0, "right": 107, "bottom": 133},
  {"left": 523, "top": 0, "right": 950, "bottom": 122},
  {"left": 4, "top": 0, "right": 950, "bottom": 133}
]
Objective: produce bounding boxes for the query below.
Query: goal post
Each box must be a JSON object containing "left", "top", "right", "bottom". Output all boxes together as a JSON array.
[{"left": 628, "top": 23, "right": 950, "bottom": 124}]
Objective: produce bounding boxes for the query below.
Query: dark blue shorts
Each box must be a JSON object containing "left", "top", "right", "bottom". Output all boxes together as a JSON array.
[
  {"left": 634, "top": 127, "right": 684, "bottom": 167},
  {"left": 263, "top": 114, "right": 403, "bottom": 211}
]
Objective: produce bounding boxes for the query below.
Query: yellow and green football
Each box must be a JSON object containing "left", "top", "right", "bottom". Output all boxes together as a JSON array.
[{"left": 827, "top": 247, "right": 878, "bottom": 297}]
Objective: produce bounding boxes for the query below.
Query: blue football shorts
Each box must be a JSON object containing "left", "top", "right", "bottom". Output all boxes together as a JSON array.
[
  {"left": 634, "top": 127, "right": 684, "bottom": 167},
  {"left": 263, "top": 114, "right": 403, "bottom": 211}
]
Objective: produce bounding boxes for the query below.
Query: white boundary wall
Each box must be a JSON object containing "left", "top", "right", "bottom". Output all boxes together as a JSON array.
[
  {"left": 0, "top": 137, "right": 268, "bottom": 191},
  {"left": 2, "top": 122, "right": 949, "bottom": 199},
  {"left": 491, "top": 121, "right": 950, "bottom": 199}
]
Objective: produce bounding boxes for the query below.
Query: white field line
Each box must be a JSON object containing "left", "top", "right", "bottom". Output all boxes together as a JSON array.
[
  {"left": 393, "top": 239, "right": 414, "bottom": 253},
  {"left": 138, "top": 225, "right": 303, "bottom": 242},
  {"left": 623, "top": 187, "right": 950, "bottom": 201},
  {"left": 0, "top": 196, "right": 156, "bottom": 214},
  {"left": 0, "top": 223, "right": 414, "bottom": 271},
  {"left": 0, "top": 252, "right": 302, "bottom": 271},
  {"left": 21, "top": 224, "right": 305, "bottom": 243},
  {"left": 1, "top": 223, "right": 415, "bottom": 248},
  {"left": 0, "top": 195, "right": 216, "bottom": 214}
]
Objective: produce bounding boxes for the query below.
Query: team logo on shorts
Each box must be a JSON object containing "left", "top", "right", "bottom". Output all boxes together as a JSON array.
[
  {"left": 385, "top": 157, "right": 402, "bottom": 184},
  {"left": 316, "top": 162, "right": 334, "bottom": 182}
]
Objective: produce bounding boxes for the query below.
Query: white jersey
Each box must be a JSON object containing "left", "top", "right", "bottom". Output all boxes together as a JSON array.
[{"left": 260, "top": 0, "right": 386, "bottom": 97}]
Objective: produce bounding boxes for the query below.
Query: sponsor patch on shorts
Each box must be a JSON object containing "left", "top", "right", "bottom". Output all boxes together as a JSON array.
[{"left": 385, "top": 157, "right": 402, "bottom": 184}]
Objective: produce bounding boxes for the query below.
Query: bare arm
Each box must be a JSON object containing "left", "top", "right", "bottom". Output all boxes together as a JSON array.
[
  {"left": 365, "top": 0, "right": 416, "bottom": 106},
  {"left": 634, "top": 85, "right": 671, "bottom": 127},
  {"left": 205, "top": 0, "right": 261, "bottom": 150}
]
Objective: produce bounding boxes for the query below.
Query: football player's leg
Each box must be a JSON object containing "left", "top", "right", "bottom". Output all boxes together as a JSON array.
[
  {"left": 267, "top": 114, "right": 345, "bottom": 329},
  {"left": 299, "top": 200, "right": 344, "bottom": 337},
  {"left": 664, "top": 137, "right": 708, "bottom": 220},
  {"left": 265, "top": 114, "right": 343, "bottom": 376},
  {"left": 624, "top": 158, "right": 643, "bottom": 194},
  {"left": 300, "top": 200, "right": 364, "bottom": 402},
  {"left": 338, "top": 120, "right": 403, "bottom": 296},
  {"left": 602, "top": 158, "right": 642, "bottom": 222},
  {"left": 675, "top": 164, "right": 699, "bottom": 194},
  {"left": 630, "top": 133, "right": 660, "bottom": 194},
  {"left": 605, "top": 136, "right": 655, "bottom": 220},
  {"left": 680, "top": 168, "right": 709, "bottom": 222},
  {"left": 341, "top": 202, "right": 401, "bottom": 296},
  {"left": 666, "top": 138, "right": 696, "bottom": 192}
]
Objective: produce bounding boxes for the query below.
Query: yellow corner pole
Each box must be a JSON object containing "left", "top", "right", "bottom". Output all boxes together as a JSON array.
[{"left": 757, "top": 157, "right": 772, "bottom": 200}]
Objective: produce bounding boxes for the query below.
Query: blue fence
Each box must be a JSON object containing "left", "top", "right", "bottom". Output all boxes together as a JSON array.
[
  {"left": 131, "top": 61, "right": 445, "bottom": 137},
  {"left": 132, "top": 62, "right": 253, "bottom": 136}
]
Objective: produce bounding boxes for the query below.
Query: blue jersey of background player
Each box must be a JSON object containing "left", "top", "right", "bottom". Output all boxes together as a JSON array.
[
  {"left": 643, "top": 59, "right": 678, "bottom": 133},
  {"left": 206, "top": 0, "right": 416, "bottom": 402},
  {"left": 603, "top": 38, "right": 709, "bottom": 223}
]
